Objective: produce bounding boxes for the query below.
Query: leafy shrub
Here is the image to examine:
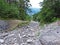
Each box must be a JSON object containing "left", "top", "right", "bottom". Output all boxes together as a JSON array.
[{"left": 0, "top": 0, "right": 19, "bottom": 19}]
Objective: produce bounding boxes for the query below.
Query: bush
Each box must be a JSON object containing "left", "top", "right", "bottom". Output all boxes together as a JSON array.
[{"left": 0, "top": 0, "right": 19, "bottom": 19}]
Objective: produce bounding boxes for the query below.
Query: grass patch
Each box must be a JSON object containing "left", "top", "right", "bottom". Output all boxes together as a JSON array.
[
  {"left": 0, "top": 20, "right": 30, "bottom": 32},
  {"left": 8, "top": 21, "right": 30, "bottom": 31}
]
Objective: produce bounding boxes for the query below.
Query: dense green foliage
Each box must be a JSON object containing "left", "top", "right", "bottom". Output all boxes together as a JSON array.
[
  {"left": 18, "top": 0, "right": 31, "bottom": 20},
  {"left": 0, "top": 0, "right": 19, "bottom": 19},
  {"left": 33, "top": 0, "right": 60, "bottom": 25},
  {"left": 0, "top": 0, "right": 31, "bottom": 20}
]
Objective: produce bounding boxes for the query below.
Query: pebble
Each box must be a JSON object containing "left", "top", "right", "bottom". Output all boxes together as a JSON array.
[
  {"left": 0, "top": 39, "right": 4, "bottom": 43},
  {"left": 13, "top": 43, "right": 19, "bottom": 45},
  {"left": 27, "top": 39, "right": 33, "bottom": 43},
  {"left": 0, "top": 21, "right": 41, "bottom": 45},
  {"left": 18, "top": 34, "right": 22, "bottom": 38}
]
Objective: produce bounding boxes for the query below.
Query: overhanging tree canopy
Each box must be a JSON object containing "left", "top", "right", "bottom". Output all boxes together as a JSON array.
[
  {"left": 33, "top": 0, "right": 60, "bottom": 24},
  {"left": 0, "top": 0, "right": 31, "bottom": 20}
]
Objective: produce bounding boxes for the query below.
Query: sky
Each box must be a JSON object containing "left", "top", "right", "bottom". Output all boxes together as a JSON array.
[{"left": 30, "top": 0, "right": 43, "bottom": 8}]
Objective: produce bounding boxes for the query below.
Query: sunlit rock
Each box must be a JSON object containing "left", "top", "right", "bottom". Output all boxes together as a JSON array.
[
  {"left": 40, "top": 26, "right": 60, "bottom": 45},
  {"left": 0, "top": 39, "right": 4, "bottom": 43}
]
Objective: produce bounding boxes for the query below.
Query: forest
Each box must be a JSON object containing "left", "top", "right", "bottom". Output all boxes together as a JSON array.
[
  {"left": 0, "top": 0, "right": 31, "bottom": 21},
  {"left": 0, "top": 0, "right": 60, "bottom": 25},
  {"left": 33, "top": 0, "right": 60, "bottom": 25}
]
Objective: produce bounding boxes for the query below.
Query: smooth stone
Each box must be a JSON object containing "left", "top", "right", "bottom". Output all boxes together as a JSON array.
[
  {"left": 27, "top": 39, "right": 33, "bottom": 44},
  {"left": 0, "top": 39, "right": 4, "bottom": 43},
  {"left": 13, "top": 43, "right": 19, "bottom": 45},
  {"left": 40, "top": 26, "right": 60, "bottom": 45}
]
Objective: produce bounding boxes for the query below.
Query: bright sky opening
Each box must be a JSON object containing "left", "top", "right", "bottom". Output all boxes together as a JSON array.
[{"left": 30, "top": 0, "right": 43, "bottom": 8}]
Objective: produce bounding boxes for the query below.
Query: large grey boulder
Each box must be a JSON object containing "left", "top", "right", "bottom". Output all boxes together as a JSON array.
[
  {"left": 40, "top": 26, "right": 60, "bottom": 45},
  {"left": 0, "top": 20, "right": 20, "bottom": 31},
  {"left": 0, "top": 20, "right": 9, "bottom": 30}
]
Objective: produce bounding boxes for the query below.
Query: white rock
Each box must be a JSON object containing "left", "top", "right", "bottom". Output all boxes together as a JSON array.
[
  {"left": 40, "top": 26, "right": 60, "bottom": 45},
  {"left": 27, "top": 26, "right": 30, "bottom": 28},
  {"left": 0, "top": 39, "right": 4, "bottom": 43},
  {"left": 18, "top": 34, "right": 22, "bottom": 38},
  {"left": 13, "top": 43, "right": 19, "bottom": 45},
  {"left": 31, "top": 28, "right": 33, "bottom": 30},
  {"left": 27, "top": 39, "right": 33, "bottom": 42},
  {"left": 21, "top": 43, "right": 26, "bottom": 45},
  {"left": 8, "top": 34, "right": 14, "bottom": 37},
  {"left": 22, "top": 35, "right": 26, "bottom": 37}
]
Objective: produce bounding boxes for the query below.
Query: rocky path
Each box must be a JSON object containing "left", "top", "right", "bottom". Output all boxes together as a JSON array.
[
  {"left": 0, "top": 21, "right": 60, "bottom": 45},
  {"left": 0, "top": 21, "right": 42, "bottom": 45}
]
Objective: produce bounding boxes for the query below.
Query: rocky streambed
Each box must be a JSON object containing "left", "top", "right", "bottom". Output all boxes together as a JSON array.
[
  {"left": 0, "top": 21, "right": 42, "bottom": 45},
  {"left": 0, "top": 21, "right": 60, "bottom": 45}
]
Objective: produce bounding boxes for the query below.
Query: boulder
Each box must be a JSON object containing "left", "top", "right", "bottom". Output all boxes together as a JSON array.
[
  {"left": 39, "top": 26, "right": 60, "bottom": 45},
  {"left": 0, "top": 20, "right": 20, "bottom": 31}
]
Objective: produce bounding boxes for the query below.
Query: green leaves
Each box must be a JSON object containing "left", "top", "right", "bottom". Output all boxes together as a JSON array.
[
  {"left": 33, "top": 0, "right": 60, "bottom": 25},
  {"left": 18, "top": 0, "right": 31, "bottom": 20},
  {"left": 0, "top": 0, "right": 19, "bottom": 19},
  {"left": 0, "top": 0, "right": 31, "bottom": 20}
]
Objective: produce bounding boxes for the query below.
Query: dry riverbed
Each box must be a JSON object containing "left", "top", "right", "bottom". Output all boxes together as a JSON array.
[
  {"left": 0, "top": 21, "right": 41, "bottom": 45},
  {"left": 0, "top": 21, "right": 60, "bottom": 45}
]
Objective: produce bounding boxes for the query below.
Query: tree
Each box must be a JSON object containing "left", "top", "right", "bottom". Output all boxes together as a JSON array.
[
  {"left": 0, "top": 0, "right": 19, "bottom": 19},
  {"left": 33, "top": 0, "right": 60, "bottom": 25},
  {"left": 0, "top": 0, "right": 31, "bottom": 20},
  {"left": 18, "top": 0, "right": 30, "bottom": 20}
]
